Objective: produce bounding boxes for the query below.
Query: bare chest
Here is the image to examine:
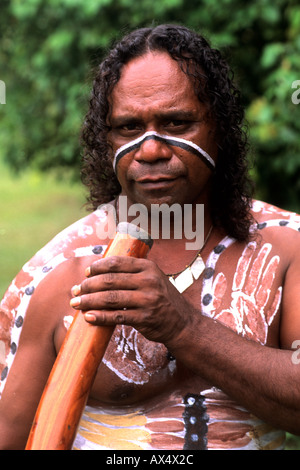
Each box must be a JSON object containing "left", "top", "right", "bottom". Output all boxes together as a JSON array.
[{"left": 90, "top": 234, "right": 286, "bottom": 405}]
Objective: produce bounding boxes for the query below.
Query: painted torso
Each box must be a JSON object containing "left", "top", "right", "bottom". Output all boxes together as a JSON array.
[{"left": 1, "top": 200, "right": 298, "bottom": 450}]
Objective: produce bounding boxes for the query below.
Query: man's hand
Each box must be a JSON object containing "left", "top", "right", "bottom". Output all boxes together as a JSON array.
[{"left": 70, "top": 256, "right": 194, "bottom": 347}]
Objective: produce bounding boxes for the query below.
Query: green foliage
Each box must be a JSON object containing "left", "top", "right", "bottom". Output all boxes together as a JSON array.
[
  {"left": 0, "top": 159, "right": 85, "bottom": 299},
  {"left": 1, "top": 0, "right": 300, "bottom": 210},
  {"left": 1, "top": 1, "right": 300, "bottom": 450}
]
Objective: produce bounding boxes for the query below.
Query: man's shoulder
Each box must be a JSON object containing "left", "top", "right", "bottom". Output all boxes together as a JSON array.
[
  {"left": 251, "top": 199, "right": 300, "bottom": 224},
  {"left": 250, "top": 199, "right": 300, "bottom": 249},
  {"left": 27, "top": 209, "right": 109, "bottom": 270},
  {"left": 0, "top": 209, "right": 109, "bottom": 324}
]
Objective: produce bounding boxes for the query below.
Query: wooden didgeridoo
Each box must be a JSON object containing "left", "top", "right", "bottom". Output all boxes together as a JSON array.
[{"left": 25, "top": 222, "right": 153, "bottom": 450}]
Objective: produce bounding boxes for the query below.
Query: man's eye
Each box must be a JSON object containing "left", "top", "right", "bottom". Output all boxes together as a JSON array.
[
  {"left": 116, "top": 123, "right": 142, "bottom": 135},
  {"left": 122, "top": 123, "right": 138, "bottom": 131},
  {"left": 168, "top": 120, "right": 185, "bottom": 127},
  {"left": 165, "top": 120, "right": 191, "bottom": 132}
]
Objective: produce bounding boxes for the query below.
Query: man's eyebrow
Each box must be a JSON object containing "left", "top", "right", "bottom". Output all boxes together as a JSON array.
[
  {"left": 160, "top": 109, "right": 209, "bottom": 124},
  {"left": 110, "top": 110, "right": 199, "bottom": 126},
  {"left": 159, "top": 110, "right": 199, "bottom": 120},
  {"left": 109, "top": 115, "right": 140, "bottom": 127}
]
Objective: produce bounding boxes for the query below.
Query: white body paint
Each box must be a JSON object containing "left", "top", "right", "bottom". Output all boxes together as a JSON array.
[{"left": 113, "top": 131, "right": 215, "bottom": 171}]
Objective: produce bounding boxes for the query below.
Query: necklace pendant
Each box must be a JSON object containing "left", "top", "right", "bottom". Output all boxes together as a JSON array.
[
  {"left": 169, "top": 254, "right": 206, "bottom": 293},
  {"left": 190, "top": 255, "right": 205, "bottom": 280},
  {"left": 169, "top": 268, "right": 194, "bottom": 293},
  {"left": 167, "top": 226, "right": 213, "bottom": 293}
]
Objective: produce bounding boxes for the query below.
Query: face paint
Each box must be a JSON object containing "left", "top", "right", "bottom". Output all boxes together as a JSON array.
[{"left": 112, "top": 131, "right": 215, "bottom": 172}]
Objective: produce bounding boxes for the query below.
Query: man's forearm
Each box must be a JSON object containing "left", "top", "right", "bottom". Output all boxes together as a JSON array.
[{"left": 168, "top": 314, "right": 300, "bottom": 435}]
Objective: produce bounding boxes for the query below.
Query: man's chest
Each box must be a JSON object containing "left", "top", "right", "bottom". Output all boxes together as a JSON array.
[
  {"left": 89, "top": 236, "right": 286, "bottom": 404},
  {"left": 197, "top": 236, "right": 284, "bottom": 346}
]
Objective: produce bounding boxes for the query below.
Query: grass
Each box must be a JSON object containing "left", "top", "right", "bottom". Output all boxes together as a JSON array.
[
  {"left": 286, "top": 433, "right": 300, "bottom": 450},
  {"left": 0, "top": 160, "right": 299, "bottom": 450},
  {"left": 0, "top": 161, "right": 87, "bottom": 298}
]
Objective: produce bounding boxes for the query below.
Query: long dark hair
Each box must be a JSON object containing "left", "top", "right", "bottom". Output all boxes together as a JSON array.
[{"left": 81, "top": 24, "right": 254, "bottom": 241}]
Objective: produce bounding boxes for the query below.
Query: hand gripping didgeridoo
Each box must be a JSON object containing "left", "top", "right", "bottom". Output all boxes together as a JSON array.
[{"left": 25, "top": 222, "right": 153, "bottom": 450}]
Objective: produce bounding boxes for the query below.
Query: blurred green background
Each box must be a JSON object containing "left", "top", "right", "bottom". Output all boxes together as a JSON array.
[{"left": 0, "top": 0, "right": 300, "bottom": 449}]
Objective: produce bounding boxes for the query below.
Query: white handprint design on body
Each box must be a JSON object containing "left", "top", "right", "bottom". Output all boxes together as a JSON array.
[{"left": 202, "top": 239, "right": 282, "bottom": 345}]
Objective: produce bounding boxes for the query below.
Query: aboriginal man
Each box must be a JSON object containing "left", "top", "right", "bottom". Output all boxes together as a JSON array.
[{"left": 1, "top": 24, "right": 300, "bottom": 450}]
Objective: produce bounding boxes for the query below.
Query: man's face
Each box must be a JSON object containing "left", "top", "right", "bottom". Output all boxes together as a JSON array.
[{"left": 108, "top": 51, "right": 218, "bottom": 209}]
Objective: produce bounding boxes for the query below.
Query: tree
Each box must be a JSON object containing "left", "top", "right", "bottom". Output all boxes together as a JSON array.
[{"left": 1, "top": 0, "right": 300, "bottom": 209}]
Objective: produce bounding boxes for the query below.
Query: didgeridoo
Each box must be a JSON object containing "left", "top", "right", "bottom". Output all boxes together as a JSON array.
[{"left": 25, "top": 222, "right": 153, "bottom": 450}]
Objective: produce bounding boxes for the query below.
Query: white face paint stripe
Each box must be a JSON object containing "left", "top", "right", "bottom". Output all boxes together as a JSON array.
[{"left": 112, "top": 131, "right": 215, "bottom": 172}]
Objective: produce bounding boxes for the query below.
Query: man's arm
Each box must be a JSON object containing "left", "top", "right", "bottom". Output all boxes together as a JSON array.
[
  {"left": 72, "top": 253, "right": 300, "bottom": 436},
  {"left": 167, "top": 241, "right": 300, "bottom": 435},
  {"left": 0, "top": 315, "right": 57, "bottom": 449},
  {"left": 169, "top": 312, "right": 300, "bottom": 435},
  {"left": 0, "top": 258, "right": 81, "bottom": 450}
]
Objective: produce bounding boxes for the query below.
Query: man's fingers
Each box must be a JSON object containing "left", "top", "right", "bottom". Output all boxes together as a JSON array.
[
  {"left": 83, "top": 310, "right": 130, "bottom": 326},
  {"left": 86, "top": 256, "right": 147, "bottom": 277},
  {"left": 72, "top": 257, "right": 156, "bottom": 297},
  {"left": 70, "top": 290, "right": 140, "bottom": 311},
  {"left": 75, "top": 271, "right": 139, "bottom": 295}
]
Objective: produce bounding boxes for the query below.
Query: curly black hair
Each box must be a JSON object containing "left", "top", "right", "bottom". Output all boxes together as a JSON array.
[{"left": 81, "top": 24, "right": 255, "bottom": 242}]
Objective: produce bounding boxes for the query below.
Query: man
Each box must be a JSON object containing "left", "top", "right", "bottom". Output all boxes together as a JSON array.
[{"left": 1, "top": 24, "right": 300, "bottom": 450}]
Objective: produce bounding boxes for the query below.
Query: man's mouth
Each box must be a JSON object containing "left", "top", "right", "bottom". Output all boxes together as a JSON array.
[{"left": 135, "top": 176, "right": 180, "bottom": 189}]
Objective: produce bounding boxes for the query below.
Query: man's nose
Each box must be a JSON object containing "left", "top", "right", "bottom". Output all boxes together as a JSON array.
[{"left": 134, "top": 136, "right": 173, "bottom": 163}]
